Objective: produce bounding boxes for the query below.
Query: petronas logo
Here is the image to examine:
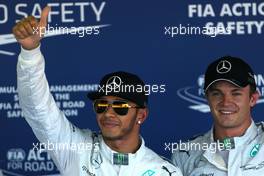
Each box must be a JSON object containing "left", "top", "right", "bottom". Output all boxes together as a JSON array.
[
  {"left": 141, "top": 169, "right": 155, "bottom": 176},
  {"left": 250, "top": 144, "right": 261, "bottom": 157}
]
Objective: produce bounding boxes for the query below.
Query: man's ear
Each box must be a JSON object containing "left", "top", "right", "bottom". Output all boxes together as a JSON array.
[
  {"left": 136, "top": 108, "right": 148, "bottom": 125},
  {"left": 250, "top": 91, "right": 260, "bottom": 107}
]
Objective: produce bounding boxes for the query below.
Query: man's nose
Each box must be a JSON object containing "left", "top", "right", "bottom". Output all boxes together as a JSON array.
[
  {"left": 104, "top": 105, "right": 116, "bottom": 117},
  {"left": 221, "top": 94, "right": 232, "bottom": 106}
]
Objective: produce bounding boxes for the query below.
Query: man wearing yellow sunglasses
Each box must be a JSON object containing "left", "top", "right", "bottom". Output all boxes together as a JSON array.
[{"left": 14, "top": 6, "right": 182, "bottom": 176}]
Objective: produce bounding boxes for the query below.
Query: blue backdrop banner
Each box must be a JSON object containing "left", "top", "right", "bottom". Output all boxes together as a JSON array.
[{"left": 1, "top": 1, "right": 264, "bottom": 175}]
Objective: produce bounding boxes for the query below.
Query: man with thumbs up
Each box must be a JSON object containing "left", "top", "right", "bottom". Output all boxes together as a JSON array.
[
  {"left": 13, "top": 6, "right": 50, "bottom": 50},
  {"left": 13, "top": 6, "right": 182, "bottom": 176}
]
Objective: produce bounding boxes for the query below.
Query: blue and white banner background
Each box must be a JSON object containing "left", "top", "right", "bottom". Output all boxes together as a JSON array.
[{"left": 1, "top": 0, "right": 264, "bottom": 175}]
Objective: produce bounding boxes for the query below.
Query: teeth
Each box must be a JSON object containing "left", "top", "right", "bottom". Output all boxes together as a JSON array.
[{"left": 220, "top": 111, "right": 233, "bottom": 114}]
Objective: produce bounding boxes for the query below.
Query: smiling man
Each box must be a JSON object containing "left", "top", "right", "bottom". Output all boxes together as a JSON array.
[
  {"left": 172, "top": 56, "right": 264, "bottom": 176},
  {"left": 14, "top": 6, "right": 182, "bottom": 176}
]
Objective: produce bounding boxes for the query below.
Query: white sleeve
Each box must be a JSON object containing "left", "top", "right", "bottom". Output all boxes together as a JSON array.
[{"left": 17, "top": 45, "right": 91, "bottom": 172}]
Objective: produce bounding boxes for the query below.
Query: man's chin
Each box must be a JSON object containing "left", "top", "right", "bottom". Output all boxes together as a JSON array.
[
  {"left": 218, "top": 120, "right": 240, "bottom": 129},
  {"left": 103, "top": 136, "right": 122, "bottom": 141},
  {"left": 217, "top": 115, "right": 238, "bottom": 125},
  {"left": 102, "top": 134, "right": 123, "bottom": 141}
]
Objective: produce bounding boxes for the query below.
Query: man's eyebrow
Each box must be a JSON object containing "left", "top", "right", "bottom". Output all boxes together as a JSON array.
[
  {"left": 208, "top": 87, "right": 243, "bottom": 92},
  {"left": 231, "top": 88, "right": 243, "bottom": 92}
]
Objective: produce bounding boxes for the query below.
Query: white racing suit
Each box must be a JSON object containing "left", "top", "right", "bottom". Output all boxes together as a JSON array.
[
  {"left": 17, "top": 46, "right": 183, "bottom": 176},
  {"left": 171, "top": 121, "right": 264, "bottom": 176}
]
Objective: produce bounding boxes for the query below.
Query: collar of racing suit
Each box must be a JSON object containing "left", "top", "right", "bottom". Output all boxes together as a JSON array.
[
  {"left": 203, "top": 120, "right": 258, "bottom": 171},
  {"left": 211, "top": 120, "right": 258, "bottom": 149},
  {"left": 100, "top": 135, "right": 146, "bottom": 165}
]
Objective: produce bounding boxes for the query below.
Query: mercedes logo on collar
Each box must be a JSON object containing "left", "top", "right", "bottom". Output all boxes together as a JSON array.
[
  {"left": 216, "top": 60, "right": 232, "bottom": 74},
  {"left": 106, "top": 76, "right": 122, "bottom": 90}
]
